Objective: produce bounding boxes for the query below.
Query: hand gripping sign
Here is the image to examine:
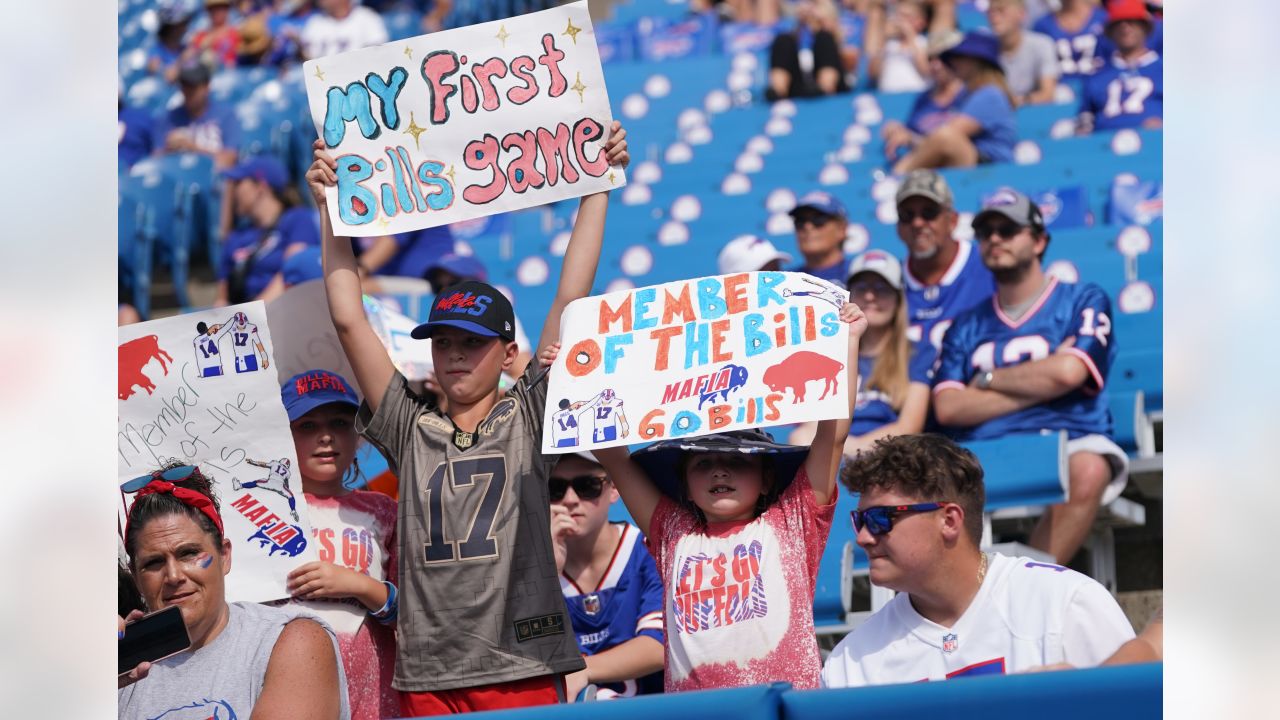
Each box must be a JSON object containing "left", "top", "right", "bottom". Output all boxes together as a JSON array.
[
  {"left": 543, "top": 272, "right": 851, "bottom": 453},
  {"left": 304, "top": 0, "right": 625, "bottom": 237}
]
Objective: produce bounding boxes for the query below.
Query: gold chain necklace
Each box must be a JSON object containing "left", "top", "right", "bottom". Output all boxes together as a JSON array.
[{"left": 977, "top": 552, "right": 989, "bottom": 586}]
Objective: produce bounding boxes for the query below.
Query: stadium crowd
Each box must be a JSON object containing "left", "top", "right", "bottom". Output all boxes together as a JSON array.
[{"left": 118, "top": 0, "right": 1164, "bottom": 718}]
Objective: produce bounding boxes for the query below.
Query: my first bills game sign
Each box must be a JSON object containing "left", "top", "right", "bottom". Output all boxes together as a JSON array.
[
  {"left": 542, "top": 272, "right": 851, "bottom": 453},
  {"left": 304, "top": 0, "right": 624, "bottom": 236}
]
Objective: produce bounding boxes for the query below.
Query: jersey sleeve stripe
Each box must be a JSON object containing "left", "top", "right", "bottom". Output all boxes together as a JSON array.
[
  {"left": 1061, "top": 346, "right": 1105, "bottom": 394},
  {"left": 932, "top": 380, "right": 967, "bottom": 396}
]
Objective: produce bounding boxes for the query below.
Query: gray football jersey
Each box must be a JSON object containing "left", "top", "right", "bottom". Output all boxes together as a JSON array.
[{"left": 357, "top": 364, "right": 585, "bottom": 692}]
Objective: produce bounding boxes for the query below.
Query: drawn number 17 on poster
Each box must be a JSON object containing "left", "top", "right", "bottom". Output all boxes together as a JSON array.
[{"left": 421, "top": 456, "right": 507, "bottom": 563}]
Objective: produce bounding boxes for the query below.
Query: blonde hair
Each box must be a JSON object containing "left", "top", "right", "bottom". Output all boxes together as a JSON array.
[
  {"left": 968, "top": 62, "right": 1016, "bottom": 107},
  {"left": 864, "top": 288, "right": 913, "bottom": 411}
]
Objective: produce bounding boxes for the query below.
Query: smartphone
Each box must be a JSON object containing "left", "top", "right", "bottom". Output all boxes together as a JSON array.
[{"left": 119, "top": 606, "right": 191, "bottom": 675}]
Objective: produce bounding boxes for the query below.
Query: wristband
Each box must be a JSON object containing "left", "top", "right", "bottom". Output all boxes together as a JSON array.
[{"left": 370, "top": 580, "right": 398, "bottom": 623}]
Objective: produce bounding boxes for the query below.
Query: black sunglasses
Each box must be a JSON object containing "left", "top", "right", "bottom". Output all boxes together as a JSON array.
[
  {"left": 897, "top": 206, "right": 943, "bottom": 223},
  {"left": 549, "top": 475, "right": 607, "bottom": 502},
  {"left": 793, "top": 213, "right": 833, "bottom": 229},
  {"left": 851, "top": 502, "right": 945, "bottom": 536},
  {"left": 973, "top": 221, "right": 1025, "bottom": 240}
]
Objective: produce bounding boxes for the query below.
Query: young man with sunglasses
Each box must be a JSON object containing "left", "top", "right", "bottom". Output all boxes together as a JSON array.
[
  {"left": 549, "top": 453, "right": 664, "bottom": 701},
  {"left": 821, "top": 434, "right": 1133, "bottom": 687},
  {"left": 786, "top": 191, "right": 851, "bottom": 285},
  {"left": 895, "top": 171, "right": 995, "bottom": 353},
  {"left": 932, "top": 187, "right": 1127, "bottom": 566}
]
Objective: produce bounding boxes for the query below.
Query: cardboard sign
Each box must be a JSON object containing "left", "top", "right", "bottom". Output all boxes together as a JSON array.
[
  {"left": 117, "top": 302, "right": 314, "bottom": 602},
  {"left": 304, "top": 0, "right": 624, "bottom": 237},
  {"left": 542, "top": 272, "right": 850, "bottom": 452}
]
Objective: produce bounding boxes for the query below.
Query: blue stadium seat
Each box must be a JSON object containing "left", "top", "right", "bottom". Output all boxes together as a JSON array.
[
  {"left": 124, "top": 161, "right": 192, "bottom": 309},
  {"left": 119, "top": 188, "right": 154, "bottom": 320},
  {"left": 963, "top": 432, "right": 1067, "bottom": 510}
]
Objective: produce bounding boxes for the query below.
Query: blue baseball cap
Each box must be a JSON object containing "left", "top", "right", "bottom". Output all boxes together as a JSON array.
[
  {"left": 222, "top": 156, "right": 288, "bottom": 194},
  {"left": 940, "top": 30, "right": 1002, "bottom": 71},
  {"left": 425, "top": 253, "right": 488, "bottom": 283},
  {"left": 411, "top": 280, "right": 516, "bottom": 341},
  {"left": 788, "top": 190, "right": 847, "bottom": 220},
  {"left": 281, "top": 369, "right": 359, "bottom": 422}
]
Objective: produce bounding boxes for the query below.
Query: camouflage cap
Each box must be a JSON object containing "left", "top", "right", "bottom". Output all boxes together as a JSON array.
[{"left": 895, "top": 170, "right": 955, "bottom": 209}]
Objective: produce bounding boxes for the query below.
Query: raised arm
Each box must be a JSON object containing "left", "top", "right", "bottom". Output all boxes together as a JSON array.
[
  {"left": 250, "top": 619, "right": 341, "bottom": 720},
  {"left": 594, "top": 445, "right": 662, "bottom": 537},
  {"left": 306, "top": 140, "right": 396, "bottom": 411},
  {"left": 536, "top": 122, "right": 630, "bottom": 351},
  {"left": 803, "top": 302, "right": 867, "bottom": 505}
]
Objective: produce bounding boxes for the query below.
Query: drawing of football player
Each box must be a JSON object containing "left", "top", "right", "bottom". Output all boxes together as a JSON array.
[
  {"left": 192, "top": 321, "right": 225, "bottom": 378},
  {"left": 781, "top": 276, "right": 847, "bottom": 310},
  {"left": 583, "top": 389, "right": 630, "bottom": 443},
  {"left": 216, "top": 311, "right": 270, "bottom": 373},
  {"left": 233, "top": 457, "right": 298, "bottom": 521},
  {"left": 551, "top": 398, "right": 587, "bottom": 448}
]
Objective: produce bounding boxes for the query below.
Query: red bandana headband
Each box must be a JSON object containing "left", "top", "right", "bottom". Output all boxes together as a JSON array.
[{"left": 124, "top": 479, "right": 225, "bottom": 541}]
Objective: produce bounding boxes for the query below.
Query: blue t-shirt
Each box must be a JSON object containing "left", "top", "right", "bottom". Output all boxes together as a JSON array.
[
  {"left": 154, "top": 102, "right": 241, "bottom": 155},
  {"left": 147, "top": 43, "right": 183, "bottom": 75},
  {"left": 850, "top": 342, "right": 936, "bottom": 437},
  {"left": 906, "top": 90, "right": 960, "bottom": 137},
  {"left": 219, "top": 207, "right": 321, "bottom": 301},
  {"left": 118, "top": 107, "right": 155, "bottom": 168},
  {"left": 1079, "top": 51, "right": 1163, "bottom": 131},
  {"left": 955, "top": 85, "right": 1017, "bottom": 163},
  {"left": 379, "top": 226, "right": 454, "bottom": 279},
  {"left": 562, "top": 523, "right": 664, "bottom": 699},
  {"left": 903, "top": 240, "right": 996, "bottom": 352},
  {"left": 933, "top": 277, "right": 1117, "bottom": 442},
  {"left": 1032, "top": 6, "right": 1108, "bottom": 77}
]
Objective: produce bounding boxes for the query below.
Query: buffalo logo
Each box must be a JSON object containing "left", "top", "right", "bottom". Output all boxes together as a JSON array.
[
  {"left": 150, "top": 698, "right": 237, "bottom": 719},
  {"left": 763, "top": 351, "right": 844, "bottom": 404},
  {"left": 248, "top": 524, "right": 308, "bottom": 557},
  {"left": 478, "top": 397, "right": 517, "bottom": 435},
  {"left": 119, "top": 335, "right": 175, "bottom": 401},
  {"left": 697, "top": 364, "right": 749, "bottom": 409}
]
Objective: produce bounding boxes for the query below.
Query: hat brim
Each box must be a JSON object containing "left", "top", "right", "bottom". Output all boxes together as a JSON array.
[
  {"left": 972, "top": 207, "right": 1027, "bottom": 227},
  {"left": 286, "top": 395, "right": 359, "bottom": 422},
  {"left": 630, "top": 433, "right": 809, "bottom": 500},
  {"left": 788, "top": 205, "right": 842, "bottom": 219},
  {"left": 410, "top": 318, "right": 503, "bottom": 340},
  {"left": 940, "top": 49, "right": 1003, "bottom": 73},
  {"left": 847, "top": 267, "right": 903, "bottom": 291}
]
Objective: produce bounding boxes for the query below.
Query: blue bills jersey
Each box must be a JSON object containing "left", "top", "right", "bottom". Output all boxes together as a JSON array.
[
  {"left": 562, "top": 523, "right": 665, "bottom": 698},
  {"left": 850, "top": 342, "right": 936, "bottom": 437},
  {"left": 1079, "top": 52, "right": 1163, "bottom": 131},
  {"left": 933, "top": 277, "right": 1116, "bottom": 441},
  {"left": 904, "top": 240, "right": 997, "bottom": 353},
  {"left": 1033, "top": 7, "right": 1108, "bottom": 77}
]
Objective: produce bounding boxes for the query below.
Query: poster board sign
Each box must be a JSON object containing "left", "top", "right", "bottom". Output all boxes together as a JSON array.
[
  {"left": 117, "top": 302, "right": 314, "bottom": 602},
  {"left": 542, "top": 272, "right": 850, "bottom": 453},
  {"left": 303, "top": 0, "right": 624, "bottom": 237}
]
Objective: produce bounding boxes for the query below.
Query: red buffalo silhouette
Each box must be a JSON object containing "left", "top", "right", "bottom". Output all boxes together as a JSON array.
[
  {"left": 119, "top": 335, "right": 174, "bottom": 401},
  {"left": 763, "top": 351, "right": 844, "bottom": 404}
]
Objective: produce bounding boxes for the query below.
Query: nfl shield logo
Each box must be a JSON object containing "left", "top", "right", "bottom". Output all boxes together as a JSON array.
[
  {"left": 583, "top": 594, "right": 601, "bottom": 616},
  {"left": 942, "top": 633, "right": 958, "bottom": 653}
]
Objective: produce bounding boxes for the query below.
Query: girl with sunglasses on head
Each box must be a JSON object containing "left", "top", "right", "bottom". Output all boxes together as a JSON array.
[
  {"left": 278, "top": 369, "right": 399, "bottom": 720},
  {"left": 548, "top": 453, "right": 665, "bottom": 701},
  {"left": 545, "top": 301, "right": 867, "bottom": 692},
  {"left": 790, "top": 250, "right": 934, "bottom": 458}
]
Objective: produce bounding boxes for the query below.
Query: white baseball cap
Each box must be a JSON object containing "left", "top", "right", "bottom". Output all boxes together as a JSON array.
[
  {"left": 845, "top": 249, "right": 903, "bottom": 290},
  {"left": 717, "top": 234, "right": 794, "bottom": 274}
]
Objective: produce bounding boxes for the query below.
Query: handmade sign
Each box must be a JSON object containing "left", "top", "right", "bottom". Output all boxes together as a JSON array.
[
  {"left": 304, "top": 0, "right": 624, "bottom": 237},
  {"left": 118, "top": 302, "right": 314, "bottom": 602},
  {"left": 542, "top": 272, "right": 850, "bottom": 452}
]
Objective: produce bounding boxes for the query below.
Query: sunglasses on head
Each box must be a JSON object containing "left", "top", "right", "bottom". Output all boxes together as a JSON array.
[
  {"left": 121, "top": 465, "right": 199, "bottom": 493},
  {"left": 793, "top": 213, "right": 833, "bottom": 229},
  {"left": 851, "top": 502, "right": 945, "bottom": 536},
  {"left": 549, "top": 475, "right": 607, "bottom": 502},
  {"left": 973, "top": 221, "right": 1025, "bottom": 240},
  {"left": 896, "top": 206, "right": 943, "bottom": 223}
]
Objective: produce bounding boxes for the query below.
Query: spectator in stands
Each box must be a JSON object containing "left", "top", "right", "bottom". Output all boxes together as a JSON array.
[
  {"left": 790, "top": 250, "right": 933, "bottom": 456},
  {"left": 864, "top": 0, "right": 930, "bottom": 94},
  {"left": 894, "top": 170, "right": 995, "bottom": 351},
  {"left": 716, "top": 234, "right": 793, "bottom": 274},
  {"left": 1033, "top": 0, "right": 1108, "bottom": 78},
  {"left": 301, "top": 0, "right": 389, "bottom": 60},
  {"left": 119, "top": 84, "right": 155, "bottom": 169},
  {"left": 118, "top": 462, "right": 348, "bottom": 717},
  {"left": 268, "top": 0, "right": 315, "bottom": 65},
  {"left": 216, "top": 156, "right": 320, "bottom": 305},
  {"left": 154, "top": 59, "right": 240, "bottom": 170},
  {"left": 880, "top": 30, "right": 965, "bottom": 163},
  {"left": 1076, "top": 0, "right": 1162, "bottom": 133},
  {"left": 190, "top": 0, "right": 242, "bottom": 69},
  {"left": 766, "top": 0, "right": 852, "bottom": 101},
  {"left": 418, "top": 252, "right": 534, "bottom": 378},
  {"left": 987, "top": 0, "right": 1060, "bottom": 105},
  {"left": 550, "top": 452, "right": 665, "bottom": 701},
  {"left": 236, "top": 14, "right": 277, "bottom": 67},
  {"left": 787, "top": 191, "right": 850, "bottom": 284},
  {"left": 931, "top": 188, "right": 1128, "bottom": 565},
  {"left": 421, "top": 0, "right": 455, "bottom": 34},
  {"left": 355, "top": 226, "right": 454, "bottom": 284},
  {"left": 148, "top": 2, "right": 194, "bottom": 83},
  {"left": 892, "top": 31, "right": 1017, "bottom": 173},
  {"left": 820, "top": 434, "right": 1135, "bottom": 686}
]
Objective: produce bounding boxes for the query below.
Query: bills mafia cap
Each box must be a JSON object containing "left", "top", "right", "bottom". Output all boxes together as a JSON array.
[
  {"left": 972, "top": 186, "right": 1046, "bottom": 232},
  {"left": 846, "top": 249, "right": 904, "bottom": 290},
  {"left": 411, "top": 280, "right": 516, "bottom": 341},
  {"left": 788, "top": 190, "right": 848, "bottom": 219},
  {"left": 281, "top": 369, "right": 359, "bottom": 422}
]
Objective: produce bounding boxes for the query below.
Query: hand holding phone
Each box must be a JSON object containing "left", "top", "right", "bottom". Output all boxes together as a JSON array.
[{"left": 119, "top": 606, "right": 191, "bottom": 685}]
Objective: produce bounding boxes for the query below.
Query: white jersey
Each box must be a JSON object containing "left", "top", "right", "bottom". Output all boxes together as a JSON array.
[
  {"left": 550, "top": 407, "right": 582, "bottom": 448},
  {"left": 193, "top": 333, "right": 224, "bottom": 377},
  {"left": 586, "top": 393, "right": 625, "bottom": 443},
  {"left": 301, "top": 7, "right": 389, "bottom": 60},
  {"left": 821, "top": 554, "right": 1134, "bottom": 687},
  {"left": 219, "top": 321, "right": 265, "bottom": 373}
]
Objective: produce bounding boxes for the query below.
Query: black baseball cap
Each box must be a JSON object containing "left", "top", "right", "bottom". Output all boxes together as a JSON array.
[{"left": 411, "top": 280, "right": 516, "bottom": 341}]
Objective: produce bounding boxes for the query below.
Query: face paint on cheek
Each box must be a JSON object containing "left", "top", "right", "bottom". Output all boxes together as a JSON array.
[{"left": 194, "top": 553, "right": 213, "bottom": 569}]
